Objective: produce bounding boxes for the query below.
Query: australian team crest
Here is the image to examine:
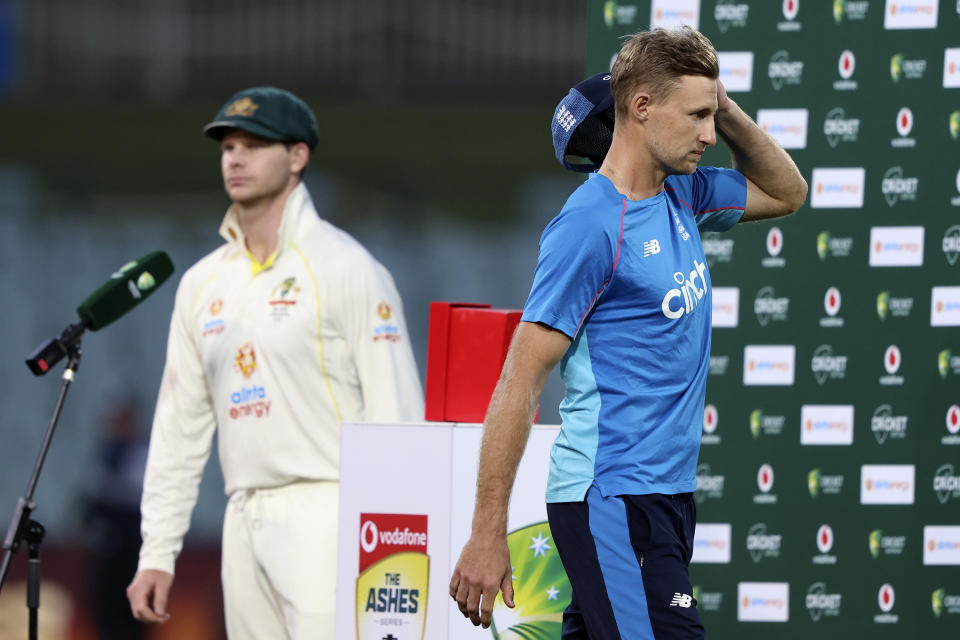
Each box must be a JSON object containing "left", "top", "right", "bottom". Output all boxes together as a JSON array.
[
  {"left": 224, "top": 96, "right": 259, "bottom": 117},
  {"left": 268, "top": 276, "right": 301, "bottom": 320}
]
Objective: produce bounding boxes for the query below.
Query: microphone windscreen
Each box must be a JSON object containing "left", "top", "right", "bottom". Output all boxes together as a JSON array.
[{"left": 77, "top": 251, "right": 175, "bottom": 331}]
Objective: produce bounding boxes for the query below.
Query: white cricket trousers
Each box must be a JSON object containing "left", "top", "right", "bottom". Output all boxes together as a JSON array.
[{"left": 221, "top": 480, "right": 338, "bottom": 639}]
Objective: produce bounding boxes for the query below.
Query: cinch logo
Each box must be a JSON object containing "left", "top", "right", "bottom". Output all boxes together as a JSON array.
[
  {"left": 934, "top": 464, "right": 960, "bottom": 504},
  {"left": 717, "top": 52, "right": 754, "bottom": 93},
  {"left": 881, "top": 166, "right": 919, "bottom": 205},
  {"left": 891, "top": 52, "right": 928, "bottom": 81},
  {"left": 768, "top": 50, "right": 803, "bottom": 90},
  {"left": 869, "top": 226, "right": 925, "bottom": 267},
  {"left": 754, "top": 287, "right": 789, "bottom": 327},
  {"left": 816, "top": 524, "right": 834, "bottom": 554},
  {"left": 884, "top": 0, "right": 939, "bottom": 29},
  {"left": 871, "top": 404, "right": 908, "bottom": 444},
  {"left": 660, "top": 259, "right": 708, "bottom": 320},
  {"left": 359, "top": 513, "right": 428, "bottom": 571},
  {"left": 810, "top": 346, "right": 848, "bottom": 386},
  {"left": 932, "top": 287, "right": 960, "bottom": 326},
  {"left": 924, "top": 526, "right": 960, "bottom": 565},
  {"left": 714, "top": 0, "right": 749, "bottom": 32},
  {"left": 650, "top": 0, "right": 700, "bottom": 30},
  {"left": 692, "top": 523, "right": 732, "bottom": 564},
  {"left": 944, "top": 225, "right": 960, "bottom": 266},
  {"left": 806, "top": 582, "right": 842, "bottom": 622},
  {"left": 810, "top": 167, "right": 865, "bottom": 208},
  {"left": 746, "top": 523, "right": 782, "bottom": 563},
  {"left": 823, "top": 107, "right": 860, "bottom": 148},
  {"left": 757, "top": 108, "right": 808, "bottom": 149},
  {"left": 712, "top": 287, "right": 739, "bottom": 328},
  {"left": 861, "top": 464, "right": 915, "bottom": 505},
  {"left": 945, "top": 48, "right": 960, "bottom": 88},
  {"left": 737, "top": 582, "right": 789, "bottom": 622}
]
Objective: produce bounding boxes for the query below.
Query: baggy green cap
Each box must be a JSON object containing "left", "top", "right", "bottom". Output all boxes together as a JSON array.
[{"left": 203, "top": 86, "right": 319, "bottom": 150}]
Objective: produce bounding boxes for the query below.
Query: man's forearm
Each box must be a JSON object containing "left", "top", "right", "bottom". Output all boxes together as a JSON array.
[{"left": 716, "top": 99, "right": 807, "bottom": 209}]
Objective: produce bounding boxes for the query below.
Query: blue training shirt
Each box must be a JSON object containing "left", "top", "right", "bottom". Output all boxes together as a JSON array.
[{"left": 522, "top": 168, "right": 746, "bottom": 502}]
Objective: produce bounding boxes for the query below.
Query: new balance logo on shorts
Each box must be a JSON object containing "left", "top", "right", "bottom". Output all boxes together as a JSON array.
[
  {"left": 670, "top": 592, "right": 693, "bottom": 608},
  {"left": 643, "top": 239, "right": 662, "bottom": 257}
]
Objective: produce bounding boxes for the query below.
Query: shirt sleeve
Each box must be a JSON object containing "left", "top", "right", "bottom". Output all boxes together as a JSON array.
[
  {"left": 337, "top": 251, "right": 425, "bottom": 422},
  {"left": 674, "top": 167, "right": 747, "bottom": 232},
  {"left": 137, "top": 273, "right": 217, "bottom": 575},
  {"left": 521, "top": 206, "right": 621, "bottom": 339}
]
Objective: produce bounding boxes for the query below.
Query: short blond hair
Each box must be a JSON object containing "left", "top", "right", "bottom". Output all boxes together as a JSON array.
[{"left": 610, "top": 27, "right": 719, "bottom": 117}]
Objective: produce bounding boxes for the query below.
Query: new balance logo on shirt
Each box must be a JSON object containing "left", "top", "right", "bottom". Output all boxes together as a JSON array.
[
  {"left": 670, "top": 592, "right": 693, "bottom": 608},
  {"left": 643, "top": 239, "right": 661, "bottom": 257}
]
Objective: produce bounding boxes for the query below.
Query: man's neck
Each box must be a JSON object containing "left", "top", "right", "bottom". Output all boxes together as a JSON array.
[
  {"left": 233, "top": 181, "right": 298, "bottom": 264},
  {"left": 598, "top": 132, "right": 666, "bottom": 201}
]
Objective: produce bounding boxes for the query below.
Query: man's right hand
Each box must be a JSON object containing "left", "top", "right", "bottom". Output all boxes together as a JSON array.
[
  {"left": 449, "top": 532, "right": 515, "bottom": 629},
  {"left": 126, "top": 569, "right": 174, "bottom": 623}
]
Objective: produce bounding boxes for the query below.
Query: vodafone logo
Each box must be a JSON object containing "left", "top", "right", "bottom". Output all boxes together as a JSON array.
[
  {"left": 838, "top": 50, "right": 856, "bottom": 79},
  {"left": 878, "top": 584, "right": 895, "bottom": 613},
  {"left": 782, "top": 0, "right": 799, "bottom": 20},
  {"left": 884, "top": 345, "right": 902, "bottom": 374},
  {"left": 704, "top": 404, "right": 719, "bottom": 434},
  {"left": 360, "top": 520, "right": 379, "bottom": 553},
  {"left": 766, "top": 227, "right": 784, "bottom": 256},
  {"left": 948, "top": 405, "right": 960, "bottom": 435},
  {"left": 824, "top": 287, "right": 841, "bottom": 317},
  {"left": 817, "top": 524, "right": 834, "bottom": 554},
  {"left": 896, "top": 107, "right": 913, "bottom": 137},
  {"left": 758, "top": 464, "right": 775, "bottom": 493}
]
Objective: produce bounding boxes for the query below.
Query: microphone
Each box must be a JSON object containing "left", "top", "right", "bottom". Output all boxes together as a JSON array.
[{"left": 25, "top": 251, "right": 175, "bottom": 376}]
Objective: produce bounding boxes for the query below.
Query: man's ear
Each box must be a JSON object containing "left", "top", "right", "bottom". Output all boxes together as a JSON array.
[
  {"left": 290, "top": 142, "right": 310, "bottom": 173},
  {"left": 631, "top": 93, "right": 651, "bottom": 121}
]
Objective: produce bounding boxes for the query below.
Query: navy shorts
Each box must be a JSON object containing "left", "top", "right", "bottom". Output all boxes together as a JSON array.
[{"left": 546, "top": 485, "right": 703, "bottom": 640}]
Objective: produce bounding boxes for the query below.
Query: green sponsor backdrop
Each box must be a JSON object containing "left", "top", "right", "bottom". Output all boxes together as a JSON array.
[{"left": 583, "top": 1, "right": 960, "bottom": 637}]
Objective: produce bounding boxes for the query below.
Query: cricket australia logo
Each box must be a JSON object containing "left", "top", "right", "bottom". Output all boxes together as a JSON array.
[{"left": 670, "top": 593, "right": 693, "bottom": 608}]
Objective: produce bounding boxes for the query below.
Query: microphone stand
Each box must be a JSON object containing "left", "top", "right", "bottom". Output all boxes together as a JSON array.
[{"left": 0, "top": 336, "right": 83, "bottom": 640}]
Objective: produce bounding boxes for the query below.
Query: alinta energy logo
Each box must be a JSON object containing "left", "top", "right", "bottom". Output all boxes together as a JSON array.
[
  {"left": 932, "top": 588, "right": 960, "bottom": 618},
  {"left": 650, "top": 0, "right": 700, "bottom": 30},
  {"left": 923, "top": 525, "right": 960, "bottom": 565},
  {"left": 602, "top": 1, "right": 638, "bottom": 28},
  {"left": 880, "top": 344, "right": 904, "bottom": 386},
  {"left": 754, "top": 463, "right": 777, "bottom": 504},
  {"left": 884, "top": 0, "right": 939, "bottom": 30},
  {"left": 943, "top": 225, "right": 960, "bottom": 266},
  {"left": 876, "top": 290, "right": 914, "bottom": 320},
  {"left": 875, "top": 583, "right": 898, "bottom": 624},
  {"left": 778, "top": 0, "right": 801, "bottom": 31},
  {"left": 890, "top": 52, "right": 927, "bottom": 82},
  {"left": 754, "top": 287, "right": 789, "bottom": 327},
  {"left": 768, "top": 50, "right": 803, "bottom": 90},
  {"left": 834, "top": 0, "right": 870, "bottom": 22},
  {"left": 702, "top": 404, "right": 721, "bottom": 445},
  {"left": 714, "top": 0, "right": 749, "bottom": 32},
  {"left": 806, "top": 582, "right": 842, "bottom": 622},
  {"left": 881, "top": 166, "right": 919, "bottom": 206},
  {"left": 823, "top": 107, "right": 860, "bottom": 148},
  {"left": 757, "top": 109, "right": 808, "bottom": 149},
  {"left": 834, "top": 50, "right": 857, "bottom": 91},
  {"left": 763, "top": 226, "right": 785, "bottom": 267},
  {"left": 891, "top": 107, "right": 916, "bottom": 148},
  {"left": 934, "top": 463, "right": 960, "bottom": 504},
  {"left": 869, "top": 528, "right": 907, "bottom": 559},
  {"left": 944, "top": 404, "right": 960, "bottom": 445},
  {"left": 750, "top": 408, "right": 786, "bottom": 438},
  {"left": 813, "top": 524, "right": 837, "bottom": 565},
  {"left": 816, "top": 230, "right": 853, "bottom": 261},
  {"left": 871, "top": 404, "right": 908, "bottom": 445},
  {"left": 809, "top": 468, "right": 844, "bottom": 498},
  {"left": 820, "top": 287, "right": 843, "bottom": 327},
  {"left": 945, "top": 48, "right": 960, "bottom": 88},
  {"left": 746, "top": 523, "right": 782, "bottom": 563},
  {"left": 811, "top": 344, "right": 848, "bottom": 385},
  {"left": 696, "top": 463, "right": 725, "bottom": 504}
]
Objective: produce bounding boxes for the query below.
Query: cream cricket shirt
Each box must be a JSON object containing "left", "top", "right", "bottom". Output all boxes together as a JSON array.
[{"left": 138, "top": 183, "right": 424, "bottom": 574}]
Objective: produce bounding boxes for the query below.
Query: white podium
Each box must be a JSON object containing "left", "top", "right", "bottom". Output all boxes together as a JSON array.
[{"left": 335, "top": 421, "right": 563, "bottom": 640}]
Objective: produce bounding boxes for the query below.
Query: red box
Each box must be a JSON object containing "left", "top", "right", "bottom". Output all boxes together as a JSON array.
[{"left": 425, "top": 302, "right": 523, "bottom": 423}]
